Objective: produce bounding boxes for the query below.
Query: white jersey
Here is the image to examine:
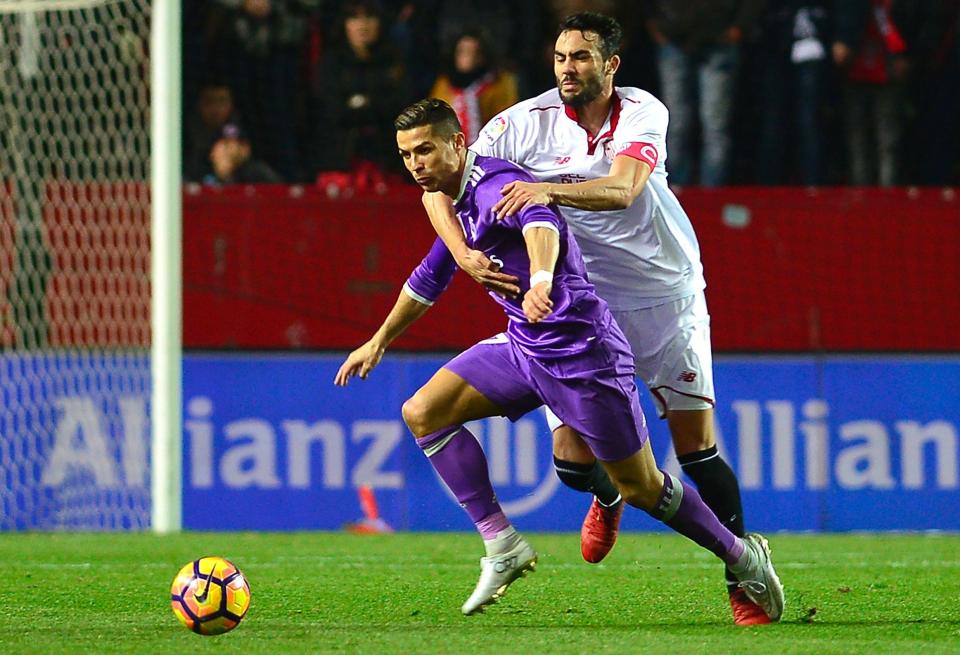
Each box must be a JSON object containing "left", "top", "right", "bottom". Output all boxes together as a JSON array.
[{"left": 470, "top": 87, "right": 705, "bottom": 310}]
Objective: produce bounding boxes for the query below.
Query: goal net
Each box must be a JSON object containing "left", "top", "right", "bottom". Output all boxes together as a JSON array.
[{"left": 0, "top": 0, "right": 152, "bottom": 529}]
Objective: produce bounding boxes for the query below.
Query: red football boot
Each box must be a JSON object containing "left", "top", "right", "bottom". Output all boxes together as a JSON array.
[
  {"left": 580, "top": 497, "right": 623, "bottom": 563},
  {"left": 729, "top": 587, "right": 772, "bottom": 626}
]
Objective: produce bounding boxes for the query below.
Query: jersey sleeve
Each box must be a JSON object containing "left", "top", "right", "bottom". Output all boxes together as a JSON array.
[
  {"left": 613, "top": 97, "right": 669, "bottom": 170},
  {"left": 402, "top": 237, "right": 457, "bottom": 306},
  {"left": 514, "top": 203, "right": 562, "bottom": 238}
]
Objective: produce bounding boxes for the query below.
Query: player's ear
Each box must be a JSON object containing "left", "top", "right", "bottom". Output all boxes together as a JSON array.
[
  {"left": 605, "top": 54, "right": 621, "bottom": 76},
  {"left": 453, "top": 132, "right": 466, "bottom": 149}
]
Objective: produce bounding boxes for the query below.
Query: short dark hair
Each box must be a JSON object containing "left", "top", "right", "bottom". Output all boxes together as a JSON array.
[
  {"left": 394, "top": 98, "right": 462, "bottom": 139},
  {"left": 558, "top": 12, "right": 623, "bottom": 61},
  {"left": 342, "top": 0, "right": 382, "bottom": 20},
  {"left": 445, "top": 28, "right": 495, "bottom": 74}
]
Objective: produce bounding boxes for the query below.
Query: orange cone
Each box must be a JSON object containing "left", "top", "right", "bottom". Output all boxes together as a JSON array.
[{"left": 345, "top": 485, "right": 394, "bottom": 534}]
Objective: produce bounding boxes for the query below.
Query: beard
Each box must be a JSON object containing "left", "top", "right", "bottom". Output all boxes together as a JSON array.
[{"left": 557, "top": 72, "right": 604, "bottom": 108}]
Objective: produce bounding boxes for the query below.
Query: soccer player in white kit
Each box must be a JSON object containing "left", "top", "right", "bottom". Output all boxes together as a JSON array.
[{"left": 423, "top": 12, "right": 772, "bottom": 625}]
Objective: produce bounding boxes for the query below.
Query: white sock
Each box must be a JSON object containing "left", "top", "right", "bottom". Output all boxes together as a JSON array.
[
  {"left": 729, "top": 538, "right": 757, "bottom": 576},
  {"left": 483, "top": 526, "right": 522, "bottom": 557}
]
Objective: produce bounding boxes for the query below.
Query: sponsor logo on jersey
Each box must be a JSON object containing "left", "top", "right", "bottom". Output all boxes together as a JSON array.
[
  {"left": 483, "top": 116, "right": 508, "bottom": 144},
  {"left": 677, "top": 370, "right": 698, "bottom": 383},
  {"left": 558, "top": 173, "right": 587, "bottom": 184},
  {"left": 554, "top": 156, "right": 571, "bottom": 165}
]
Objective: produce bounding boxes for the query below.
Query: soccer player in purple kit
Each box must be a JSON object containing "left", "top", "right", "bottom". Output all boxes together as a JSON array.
[{"left": 335, "top": 98, "right": 784, "bottom": 619}]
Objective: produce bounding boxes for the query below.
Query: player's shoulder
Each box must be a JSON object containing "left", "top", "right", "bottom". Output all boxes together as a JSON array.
[
  {"left": 501, "top": 88, "right": 563, "bottom": 118},
  {"left": 473, "top": 154, "right": 534, "bottom": 187},
  {"left": 616, "top": 86, "right": 668, "bottom": 118},
  {"left": 614, "top": 87, "right": 669, "bottom": 139},
  {"left": 476, "top": 89, "right": 562, "bottom": 146}
]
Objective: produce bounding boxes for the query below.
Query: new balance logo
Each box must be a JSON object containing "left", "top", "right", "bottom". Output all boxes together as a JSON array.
[
  {"left": 494, "top": 556, "right": 518, "bottom": 573},
  {"left": 677, "top": 371, "right": 697, "bottom": 383},
  {"left": 554, "top": 156, "right": 571, "bottom": 165}
]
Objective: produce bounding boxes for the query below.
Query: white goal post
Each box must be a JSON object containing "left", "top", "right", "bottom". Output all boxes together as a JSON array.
[
  {"left": 150, "top": 0, "right": 182, "bottom": 534},
  {"left": 0, "top": 0, "right": 182, "bottom": 532}
]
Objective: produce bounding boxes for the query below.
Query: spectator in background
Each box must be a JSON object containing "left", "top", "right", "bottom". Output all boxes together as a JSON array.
[
  {"left": 833, "top": 0, "right": 922, "bottom": 186},
  {"left": 911, "top": 0, "right": 960, "bottom": 185},
  {"left": 184, "top": 81, "right": 243, "bottom": 182},
  {"left": 383, "top": 1, "right": 443, "bottom": 99},
  {"left": 646, "top": 0, "right": 764, "bottom": 186},
  {"left": 754, "top": 2, "right": 830, "bottom": 186},
  {"left": 430, "top": 0, "right": 544, "bottom": 98},
  {"left": 316, "top": 0, "right": 409, "bottom": 174},
  {"left": 212, "top": 0, "right": 321, "bottom": 182},
  {"left": 429, "top": 30, "right": 519, "bottom": 144},
  {"left": 202, "top": 123, "right": 284, "bottom": 185}
]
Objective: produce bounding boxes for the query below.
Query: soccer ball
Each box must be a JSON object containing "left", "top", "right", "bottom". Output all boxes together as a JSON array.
[{"left": 170, "top": 556, "right": 251, "bottom": 635}]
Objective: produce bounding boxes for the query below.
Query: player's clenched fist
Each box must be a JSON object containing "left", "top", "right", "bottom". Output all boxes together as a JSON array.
[
  {"left": 334, "top": 340, "right": 385, "bottom": 385},
  {"left": 523, "top": 281, "right": 554, "bottom": 323}
]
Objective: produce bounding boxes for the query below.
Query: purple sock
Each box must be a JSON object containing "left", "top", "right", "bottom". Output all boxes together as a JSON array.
[
  {"left": 649, "top": 472, "right": 744, "bottom": 566},
  {"left": 416, "top": 426, "right": 510, "bottom": 539}
]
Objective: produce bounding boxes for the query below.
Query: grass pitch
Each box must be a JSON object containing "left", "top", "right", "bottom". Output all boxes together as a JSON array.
[{"left": 0, "top": 532, "right": 958, "bottom": 654}]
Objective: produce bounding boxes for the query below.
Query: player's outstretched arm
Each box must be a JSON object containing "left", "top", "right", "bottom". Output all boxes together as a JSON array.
[
  {"left": 495, "top": 155, "right": 653, "bottom": 217},
  {"left": 522, "top": 226, "right": 559, "bottom": 324},
  {"left": 334, "top": 291, "right": 430, "bottom": 386},
  {"left": 422, "top": 191, "right": 521, "bottom": 299}
]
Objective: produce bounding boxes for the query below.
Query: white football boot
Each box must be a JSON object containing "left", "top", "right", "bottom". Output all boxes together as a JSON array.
[
  {"left": 734, "top": 533, "right": 785, "bottom": 622},
  {"left": 461, "top": 538, "right": 537, "bottom": 616}
]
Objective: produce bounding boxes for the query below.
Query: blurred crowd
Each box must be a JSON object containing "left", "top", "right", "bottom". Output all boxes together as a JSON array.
[{"left": 183, "top": 0, "right": 960, "bottom": 189}]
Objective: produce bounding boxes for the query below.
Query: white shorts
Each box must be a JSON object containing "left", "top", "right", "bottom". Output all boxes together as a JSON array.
[{"left": 545, "top": 292, "right": 715, "bottom": 429}]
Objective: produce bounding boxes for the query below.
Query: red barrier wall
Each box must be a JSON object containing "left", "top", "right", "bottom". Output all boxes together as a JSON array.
[
  {"left": 1, "top": 182, "right": 150, "bottom": 348},
  {"left": 183, "top": 185, "right": 959, "bottom": 352}
]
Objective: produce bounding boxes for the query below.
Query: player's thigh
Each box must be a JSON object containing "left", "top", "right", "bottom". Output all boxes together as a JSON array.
[
  {"left": 667, "top": 407, "right": 716, "bottom": 456},
  {"left": 402, "top": 367, "right": 504, "bottom": 437},
  {"left": 404, "top": 334, "right": 540, "bottom": 437}
]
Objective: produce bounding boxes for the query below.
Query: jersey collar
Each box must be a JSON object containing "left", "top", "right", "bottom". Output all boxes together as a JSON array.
[
  {"left": 563, "top": 89, "right": 623, "bottom": 155},
  {"left": 454, "top": 150, "right": 477, "bottom": 205}
]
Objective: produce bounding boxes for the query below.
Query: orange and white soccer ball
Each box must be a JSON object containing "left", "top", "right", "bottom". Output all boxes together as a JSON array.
[{"left": 170, "top": 556, "right": 251, "bottom": 635}]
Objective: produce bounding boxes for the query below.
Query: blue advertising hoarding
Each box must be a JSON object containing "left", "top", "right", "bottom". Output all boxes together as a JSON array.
[{"left": 181, "top": 354, "right": 960, "bottom": 533}]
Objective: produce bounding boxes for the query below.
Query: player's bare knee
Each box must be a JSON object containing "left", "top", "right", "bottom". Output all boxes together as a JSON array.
[{"left": 401, "top": 395, "right": 435, "bottom": 438}]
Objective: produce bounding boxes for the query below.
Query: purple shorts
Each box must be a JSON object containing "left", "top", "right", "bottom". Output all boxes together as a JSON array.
[{"left": 443, "top": 331, "right": 648, "bottom": 462}]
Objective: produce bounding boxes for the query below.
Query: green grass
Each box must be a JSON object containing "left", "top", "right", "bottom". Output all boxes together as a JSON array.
[{"left": 0, "top": 532, "right": 958, "bottom": 654}]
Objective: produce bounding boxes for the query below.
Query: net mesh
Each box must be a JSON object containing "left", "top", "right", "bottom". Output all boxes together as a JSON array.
[{"left": 0, "top": 0, "right": 151, "bottom": 530}]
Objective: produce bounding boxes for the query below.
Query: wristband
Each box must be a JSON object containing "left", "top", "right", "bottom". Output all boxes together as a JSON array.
[{"left": 529, "top": 270, "right": 553, "bottom": 288}]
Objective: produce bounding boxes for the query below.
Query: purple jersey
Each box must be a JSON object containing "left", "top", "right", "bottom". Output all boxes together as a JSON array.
[{"left": 404, "top": 152, "right": 616, "bottom": 358}]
